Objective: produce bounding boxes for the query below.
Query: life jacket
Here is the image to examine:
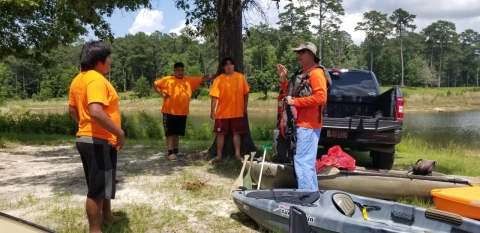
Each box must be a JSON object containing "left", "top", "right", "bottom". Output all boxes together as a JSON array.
[
  {"left": 277, "top": 65, "right": 331, "bottom": 160},
  {"left": 279, "top": 65, "right": 331, "bottom": 138}
]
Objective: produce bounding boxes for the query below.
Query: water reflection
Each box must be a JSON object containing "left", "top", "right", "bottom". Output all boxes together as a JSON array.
[{"left": 403, "top": 110, "right": 480, "bottom": 148}]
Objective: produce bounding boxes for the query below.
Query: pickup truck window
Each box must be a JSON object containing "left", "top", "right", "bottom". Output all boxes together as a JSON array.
[{"left": 328, "top": 72, "right": 377, "bottom": 96}]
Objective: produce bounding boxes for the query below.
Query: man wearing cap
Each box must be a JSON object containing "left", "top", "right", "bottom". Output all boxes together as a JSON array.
[{"left": 276, "top": 42, "right": 328, "bottom": 190}]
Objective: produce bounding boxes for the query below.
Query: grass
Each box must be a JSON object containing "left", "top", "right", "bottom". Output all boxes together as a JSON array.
[{"left": 3, "top": 87, "right": 480, "bottom": 116}]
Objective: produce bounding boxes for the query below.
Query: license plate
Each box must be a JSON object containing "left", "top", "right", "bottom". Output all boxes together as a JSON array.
[{"left": 327, "top": 130, "right": 348, "bottom": 138}]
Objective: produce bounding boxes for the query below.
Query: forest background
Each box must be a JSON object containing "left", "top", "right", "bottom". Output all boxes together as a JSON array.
[{"left": 1, "top": 1, "right": 480, "bottom": 105}]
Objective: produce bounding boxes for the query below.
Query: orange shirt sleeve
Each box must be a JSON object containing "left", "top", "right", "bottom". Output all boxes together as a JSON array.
[
  {"left": 209, "top": 78, "right": 220, "bottom": 98},
  {"left": 87, "top": 80, "right": 109, "bottom": 107},
  {"left": 68, "top": 83, "right": 76, "bottom": 106},
  {"left": 294, "top": 68, "right": 327, "bottom": 107},
  {"left": 186, "top": 76, "right": 202, "bottom": 90},
  {"left": 280, "top": 81, "right": 288, "bottom": 95},
  {"left": 240, "top": 73, "right": 250, "bottom": 94}
]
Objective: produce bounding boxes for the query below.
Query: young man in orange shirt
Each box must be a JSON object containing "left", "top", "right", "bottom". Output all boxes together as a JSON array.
[
  {"left": 153, "top": 62, "right": 216, "bottom": 161},
  {"left": 68, "top": 41, "right": 124, "bottom": 233},
  {"left": 208, "top": 57, "right": 250, "bottom": 163},
  {"left": 276, "top": 42, "right": 328, "bottom": 190}
]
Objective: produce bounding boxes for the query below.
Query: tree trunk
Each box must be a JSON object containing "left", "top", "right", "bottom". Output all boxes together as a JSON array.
[
  {"left": 438, "top": 44, "right": 443, "bottom": 89},
  {"left": 207, "top": 0, "right": 258, "bottom": 158},
  {"left": 370, "top": 50, "right": 373, "bottom": 71},
  {"left": 318, "top": 4, "right": 323, "bottom": 63},
  {"left": 400, "top": 37, "right": 404, "bottom": 87},
  {"left": 466, "top": 70, "right": 469, "bottom": 87}
]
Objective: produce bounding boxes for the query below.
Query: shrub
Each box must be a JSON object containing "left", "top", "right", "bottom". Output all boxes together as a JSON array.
[{"left": 140, "top": 111, "right": 164, "bottom": 140}]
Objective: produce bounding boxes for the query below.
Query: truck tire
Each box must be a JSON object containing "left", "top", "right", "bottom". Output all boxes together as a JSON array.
[{"left": 370, "top": 150, "right": 395, "bottom": 170}]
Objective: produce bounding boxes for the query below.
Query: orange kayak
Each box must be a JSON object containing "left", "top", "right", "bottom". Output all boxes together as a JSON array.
[{"left": 431, "top": 186, "right": 480, "bottom": 220}]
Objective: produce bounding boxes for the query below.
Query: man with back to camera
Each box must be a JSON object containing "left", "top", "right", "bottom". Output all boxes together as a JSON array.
[
  {"left": 276, "top": 42, "right": 328, "bottom": 190},
  {"left": 68, "top": 40, "right": 124, "bottom": 233}
]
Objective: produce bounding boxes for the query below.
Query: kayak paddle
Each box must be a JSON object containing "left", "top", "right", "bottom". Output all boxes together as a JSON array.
[
  {"left": 257, "top": 142, "right": 273, "bottom": 190},
  {"left": 243, "top": 151, "right": 256, "bottom": 190},
  {"left": 230, "top": 154, "right": 249, "bottom": 193}
]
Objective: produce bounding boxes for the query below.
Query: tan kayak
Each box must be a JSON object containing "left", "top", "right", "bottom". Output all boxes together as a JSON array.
[
  {"left": 246, "top": 161, "right": 478, "bottom": 200},
  {"left": 0, "top": 212, "right": 57, "bottom": 233}
]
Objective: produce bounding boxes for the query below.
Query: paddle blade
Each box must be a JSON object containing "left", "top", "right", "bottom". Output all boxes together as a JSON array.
[
  {"left": 468, "top": 177, "right": 480, "bottom": 186},
  {"left": 243, "top": 151, "right": 256, "bottom": 190},
  {"left": 230, "top": 154, "right": 249, "bottom": 193}
]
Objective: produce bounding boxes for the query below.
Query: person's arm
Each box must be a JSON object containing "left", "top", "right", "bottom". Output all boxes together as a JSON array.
[
  {"left": 201, "top": 74, "right": 217, "bottom": 83},
  {"left": 68, "top": 105, "right": 79, "bottom": 123},
  {"left": 210, "top": 97, "right": 218, "bottom": 120},
  {"left": 88, "top": 103, "right": 125, "bottom": 151},
  {"left": 152, "top": 82, "right": 169, "bottom": 100}
]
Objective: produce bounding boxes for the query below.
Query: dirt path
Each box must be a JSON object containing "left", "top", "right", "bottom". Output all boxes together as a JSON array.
[{"left": 0, "top": 145, "right": 260, "bottom": 232}]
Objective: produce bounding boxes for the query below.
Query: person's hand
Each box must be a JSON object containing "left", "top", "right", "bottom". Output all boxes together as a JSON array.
[
  {"left": 210, "top": 112, "right": 216, "bottom": 120},
  {"left": 161, "top": 92, "right": 170, "bottom": 100},
  {"left": 276, "top": 64, "right": 287, "bottom": 81},
  {"left": 285, "top": 96, "right": 295, "bottom": 106},
  {"left": 113, "top": 130, "right": 125, "bottom": 152}
]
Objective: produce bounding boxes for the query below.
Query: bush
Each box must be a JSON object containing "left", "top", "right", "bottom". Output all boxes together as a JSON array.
[
  {"left": 140, "top": 111, "right": 164, "bottom": 140},
  {"left": 121, "top": 114, "right": 140, "bottom": 139},
  {"left": 184, "top": 120, "right": 214, "bottom": 140},
  {"left": 251, "top": 122, "right": 276, "bottom": 141}
]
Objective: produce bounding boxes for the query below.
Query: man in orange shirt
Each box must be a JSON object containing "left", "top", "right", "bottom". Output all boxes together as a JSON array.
[
  {"left": 153, "top": 62, "right": 216, "bottom": 161},
  {"left": 68, "top": 41, "right": 124, "bottom": 233},
  {"left": 276, "top": 42, "right": 328, "bottom": 190},
  {"left": 209, "top": 57, "right": 250, "bottom": 163}
]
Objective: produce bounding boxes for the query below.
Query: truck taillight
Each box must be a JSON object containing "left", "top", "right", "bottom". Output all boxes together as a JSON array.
[{"left": 396, "top": 98, "right": 404, "bottom": 121}]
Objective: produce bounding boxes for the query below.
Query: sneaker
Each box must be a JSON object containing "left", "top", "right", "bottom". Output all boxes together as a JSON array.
[{"left": 176, "top": 152, "right": 184, "bottom": 157}]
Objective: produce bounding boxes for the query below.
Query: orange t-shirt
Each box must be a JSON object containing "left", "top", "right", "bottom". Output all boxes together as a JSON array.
[
  {"left": 209, "top": 72, "right": 250, "bottom": 119},
  {"left": 281, "top": 66, "right": 327, "bottom": 129},
  {"left": 68, "top": 70, "right": 121, "bottom": 144},
  {"left": 154, "top": 76, "right": 202, "bottom": 115}
]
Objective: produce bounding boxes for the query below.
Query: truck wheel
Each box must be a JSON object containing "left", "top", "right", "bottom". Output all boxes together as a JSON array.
[{"left": 370, "top": 151, "right": 395, "bottom": 170}]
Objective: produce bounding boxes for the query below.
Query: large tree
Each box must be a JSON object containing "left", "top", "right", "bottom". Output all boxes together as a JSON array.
[
  {"left": 422, "top": 20, "right": 457, "bottom": 88},
  {"left": 307, "top": 0, "right": 344, "bottom": 62},
  {"left": 389, "top": 8, "right": 416, "bottom": 87},
  {"left": 355, "top": 10, "right": 391, "bottom": 71},
  {"left": 0, "top": 0, "right": 151, "bottom": 63}
]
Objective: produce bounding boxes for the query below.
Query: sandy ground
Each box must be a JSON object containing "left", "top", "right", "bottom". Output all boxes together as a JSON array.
[{"left": 0, "top": 145, "right": 260, "bottom": 232}]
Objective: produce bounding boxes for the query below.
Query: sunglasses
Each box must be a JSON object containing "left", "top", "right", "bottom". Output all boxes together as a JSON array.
[{"left": 296, "top": 50, "right": 309, "bottom": 55}]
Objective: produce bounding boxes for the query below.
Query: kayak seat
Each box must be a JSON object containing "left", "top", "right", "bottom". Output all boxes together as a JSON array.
[{"left": 332, "top": 193, "right": 355, "bottom": 217}]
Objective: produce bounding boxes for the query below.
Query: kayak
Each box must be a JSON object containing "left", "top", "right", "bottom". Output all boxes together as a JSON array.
[
  {"left": 246, "top": 161, "right": 478, "bottom": 199},
  {"left": 232, "top": 188, "right": 480, "bottom": 233},
  {"left": 431, "top": 186, "right": 480, "bottom": 220},
  {"left": 0, "top": 212, "right": 57, "bottom": 233}
]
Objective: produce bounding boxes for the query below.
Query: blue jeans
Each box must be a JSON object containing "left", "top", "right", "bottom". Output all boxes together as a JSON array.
[{"left": 294, "top": 127, "right": 320, "bottom": 190}]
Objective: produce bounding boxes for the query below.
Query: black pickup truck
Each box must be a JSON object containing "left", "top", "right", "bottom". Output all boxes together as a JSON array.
[{"left": 320, "top": 69, "right": 404, "bottom": 170}]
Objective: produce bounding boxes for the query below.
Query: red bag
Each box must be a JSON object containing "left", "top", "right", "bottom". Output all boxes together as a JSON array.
[{"left": 316, "top": 146, "right": 356, "bottom": 173}]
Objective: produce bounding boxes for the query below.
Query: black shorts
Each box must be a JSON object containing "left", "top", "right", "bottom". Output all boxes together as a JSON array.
[
  {"left": 163, "top": 113, "right": 187, "bottom": 136},
  {"left": 76, "top": 136, "right": 117, "bottom": 199}
]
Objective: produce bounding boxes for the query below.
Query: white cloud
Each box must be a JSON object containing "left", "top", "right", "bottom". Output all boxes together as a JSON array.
[
  {"left": 169, "top": 19, "right": 186, "bottom": 35},
  {"left": 339, "top": 13, "right": 365, "bottom": 45},
  {"left": 129, "top": 8, "right": 165, "bottom": 35}
]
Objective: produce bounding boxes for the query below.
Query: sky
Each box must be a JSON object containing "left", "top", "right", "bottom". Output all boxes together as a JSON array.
[{"left": 85, "top": 0, "right": 480, "bottom": 45}]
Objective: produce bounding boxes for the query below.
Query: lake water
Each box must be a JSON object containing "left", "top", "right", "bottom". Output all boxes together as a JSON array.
[{"left": 123, "top": 109, "right": 480, "bottom": 149}]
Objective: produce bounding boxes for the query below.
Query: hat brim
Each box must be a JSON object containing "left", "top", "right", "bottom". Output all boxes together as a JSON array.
[{"left": 292, "top": 47, "right": 321, "bottom": 64}]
